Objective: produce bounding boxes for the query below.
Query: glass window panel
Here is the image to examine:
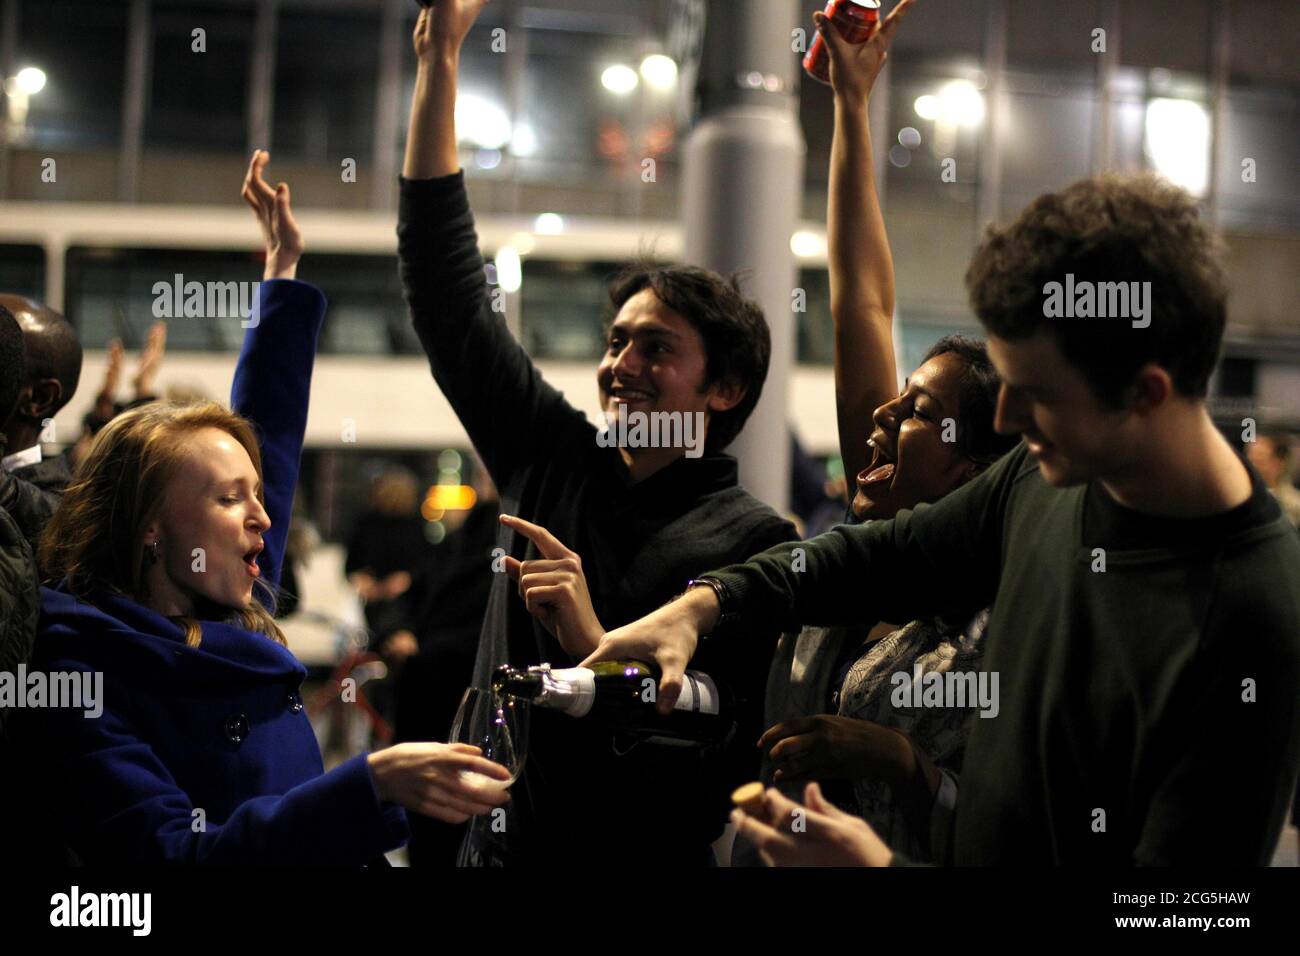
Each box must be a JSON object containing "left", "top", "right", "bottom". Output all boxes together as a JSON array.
[
  {"left": 520, "top": 259, "right": 625, "bottom": 360},
  {"left": 1120, "top": 0, "right": 1212, "bottom": 75},
  {"left": 1229, "top": 0, "right": 1300, "bottom": 87},
  {"left": 1007, "top": 0, "right": 1104, "bottom": 71},
  {"left": 1215, "top": 87, "right": 1300, "bottom": 231},
  {"left": 146, "top": 1, "right": 256, "bottom": 152},
  {"left": 300, "top": 446, "right": 487, "bottom": 546},
  {"left": 304, "top": 252, "right": 415, "bottom": 356},
  {"left": 889, "top": 200, "right": 979, "bottom": 318},
  {"left": 0, "top": 245, "right": 46, "bottom": 302},
  {"left": 13, "top": 0, "right": 129, "bottom": 149},
  {"left": 1000, "top": 72, "right": 1098, "bottom": 216},
  {"left": 886, "top": 62, "right": 986, "bottom": 205},
  {"left": 65, "top": 247, "right": 262, "bottom": 351},
  {"left": 272, "top": 10, "right": 381, "bottom": 162},
  {"left": 889, "top": 0, "right": 986, "bottom": 60},
  {"left": 900, "top": 319, "right": 982, "bottom": 378},
  {"left": 795, "top": 267, "right": 831, "bottom": 365},
  {"left": 397, "top": 16, "right": 509, "bottom": 183},
  {"left": 521, "top": 32, "right": 608, "bottom": 170}
]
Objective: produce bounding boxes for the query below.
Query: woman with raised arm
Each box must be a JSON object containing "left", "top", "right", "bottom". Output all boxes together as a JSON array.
[
  {"left": 504, "top": 1, "right": 1015, "bottom": 865},
  {"left": 12, "top": 153, "right": 509, "bottom": 865},
  {"left": 740, "top": 0, "right": 1022, "bottom": 864}
]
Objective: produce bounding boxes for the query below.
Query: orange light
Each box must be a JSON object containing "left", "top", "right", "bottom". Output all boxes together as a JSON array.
[{"left": 422, "top": 484, "right": 477, "bottom": 513}]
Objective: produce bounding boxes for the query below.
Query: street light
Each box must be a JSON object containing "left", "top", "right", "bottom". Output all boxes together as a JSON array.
[
  {"left": 14, "top": 66, "right": 47, "bottom": 95},
  {"left": 601, "top": 64, "right": 639, "bottom": 95},
  {"left": 639, "top": 54, "right": 678, "bottom": 91}
]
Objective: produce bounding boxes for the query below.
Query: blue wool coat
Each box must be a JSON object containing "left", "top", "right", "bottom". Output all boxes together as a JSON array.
[{"left": 20, "top": 279, "right": 408, "bottom": 864}]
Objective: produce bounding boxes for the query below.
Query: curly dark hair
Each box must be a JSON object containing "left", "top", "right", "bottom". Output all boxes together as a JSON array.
[
  {"left": 920, "top": 334, "right": 1020, "bottom": 470},
  {"left": 965, "top": 173, "right": 1228, "bottom": 408},
  {"left": 608, "top": 263, "right": 771, "bottom": 453}
]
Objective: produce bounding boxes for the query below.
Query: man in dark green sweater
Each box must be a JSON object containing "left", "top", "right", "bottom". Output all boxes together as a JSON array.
[{"left": 586, "top": 174, "right": 1300, "bottom": 865}]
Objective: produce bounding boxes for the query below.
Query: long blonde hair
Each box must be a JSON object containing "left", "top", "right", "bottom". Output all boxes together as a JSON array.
[{"left": 40, "top": 400, "right": 285, "bottom": 647}]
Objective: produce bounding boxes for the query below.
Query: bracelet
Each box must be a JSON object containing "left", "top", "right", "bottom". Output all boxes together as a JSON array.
[{"left": 685, "top": 576, "right": 736, "bottom": 639}]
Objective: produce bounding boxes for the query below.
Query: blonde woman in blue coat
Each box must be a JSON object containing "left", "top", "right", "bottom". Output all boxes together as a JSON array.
[{"left": 16, "top": 153, "right": 509, "bottom": 864}]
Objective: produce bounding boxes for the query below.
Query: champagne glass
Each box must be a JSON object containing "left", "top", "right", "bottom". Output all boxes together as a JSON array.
[{"left": 449, "top": 686, "right": 528, "bottom": 793}]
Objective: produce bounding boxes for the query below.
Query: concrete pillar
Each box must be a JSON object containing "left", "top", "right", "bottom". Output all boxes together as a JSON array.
[{"left": 681, "top": 0, "right": 804, "bottom": 513}]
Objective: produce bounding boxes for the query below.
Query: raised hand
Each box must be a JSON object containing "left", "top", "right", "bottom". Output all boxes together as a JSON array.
[
  {"left": 241, "top": 150, "right": 304, "bottom": 281},
  {"left": 412, "top": 0, "right": 491, "bottom": 63},
  {"left": 500, "top": 514, "right": 603, "bottom": 658},
  {"left": 730, "top": 782, "right": 893, "bottom": 867},
  {"left": 100, "top": 338, "right": 125, "bottom": 407},
  {"left": 814, "top": 0, "right": 916, "bottom": 103},
  {"left": 131, "top": 321, "right": 167, "bottom": 398}
]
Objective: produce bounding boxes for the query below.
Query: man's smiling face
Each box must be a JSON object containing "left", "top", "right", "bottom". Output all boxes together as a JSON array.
[{"left": 596, "top": 287, "right": 740, "bottom": 441}]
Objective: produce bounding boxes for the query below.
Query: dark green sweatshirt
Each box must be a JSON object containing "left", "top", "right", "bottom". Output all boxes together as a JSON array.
[{"left": 708, "top": 442, "right": 1300, "bottom": 865}]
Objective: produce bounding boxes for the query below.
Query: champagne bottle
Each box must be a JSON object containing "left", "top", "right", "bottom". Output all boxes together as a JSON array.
[{"left": 491, "top": 660, "right": 734, "bottom": 749}]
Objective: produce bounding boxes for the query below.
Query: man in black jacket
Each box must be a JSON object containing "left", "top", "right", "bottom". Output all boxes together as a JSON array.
[
  {"left": 0, "top": 303, "right": 40, "bottom": 685},
  {"left": 398, "top": 1, "right": 797, "bottom": 866},
  {"left": 0, "top": 304, "right": 41, "bottom": 858},
  {"left": 0, "top": 295, "right": 82, "bottom": 505},
  {"left": 0, "top": 295, "right": 85, "bottom": 558}
]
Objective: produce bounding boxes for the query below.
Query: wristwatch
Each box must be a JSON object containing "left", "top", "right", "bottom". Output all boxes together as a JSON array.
[{"left": 685, "top": 576, "right": 739, "bottom": 639}]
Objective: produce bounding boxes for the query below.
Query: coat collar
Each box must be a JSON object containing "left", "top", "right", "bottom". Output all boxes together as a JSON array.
[{"left": 38, "top": 584, "right": 306, "bottom": 684}]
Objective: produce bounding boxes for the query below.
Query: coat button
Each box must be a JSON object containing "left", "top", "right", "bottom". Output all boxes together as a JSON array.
[
  {"left": 287, "top": 692, "right": 303, "bottom": 714},
  {"left": 225, "top": 714, "right": 250, "bottom": 743}
]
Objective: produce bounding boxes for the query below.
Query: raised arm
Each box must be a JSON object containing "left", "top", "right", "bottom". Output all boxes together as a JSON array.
[
  {"left": 398, "top": 1, "right": 591, "bottom": 485},
  {"left": 818, "top": 1, "right": 915, "bottom": 483},
  {"left": 583, "top": 439, "right": 1026, "bottom": 713},
  {"left": 402, "top": 1, "right": 487, "bottom": 180},
  {"left": 232, "top": 151, "right": 324, "bottom": 590}
]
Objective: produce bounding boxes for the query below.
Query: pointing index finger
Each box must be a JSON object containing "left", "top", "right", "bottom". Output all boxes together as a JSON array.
[{"left": 499, "top": 513, "right": 574, "bottom": 560}]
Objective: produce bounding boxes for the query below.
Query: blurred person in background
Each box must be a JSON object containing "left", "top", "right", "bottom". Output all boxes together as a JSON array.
[
  {"left": 381, "top": 460, "right": 501, "bottom": 866},
  {"left": 69, "top": 322, "right": 168, "bottom": 472},
  {"left": 276, "top": 488, "right": 321, "bottom": 620},
  {"left": 789, "top": 432, "right": 849, "bottom": 538},
  {"left": 1247, "top": 431, "right": 1300, "bottom": 528},
  {"left": 345, "top": 465, "right": 436, "bottom": 651}
]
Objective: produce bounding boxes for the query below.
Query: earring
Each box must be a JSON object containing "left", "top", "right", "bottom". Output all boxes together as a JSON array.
[{"left": 147, "top": 541, "right": 161, "bottom": 564}]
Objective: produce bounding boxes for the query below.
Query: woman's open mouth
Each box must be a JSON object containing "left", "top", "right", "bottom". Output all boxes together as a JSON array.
[
  {"left": 858, "top": 462, "right": 895, "bottom": 487},
  {"left": 243, "top": 546, "right": 262, "bottom": 578},
  {"left": 856, "top": 438, "right": 896, "bottom": 489}
]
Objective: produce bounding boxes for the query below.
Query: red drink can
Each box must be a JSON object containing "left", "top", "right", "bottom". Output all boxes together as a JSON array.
[{"left": 803, "top": 0, "right": 881, "bottom": 86}]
